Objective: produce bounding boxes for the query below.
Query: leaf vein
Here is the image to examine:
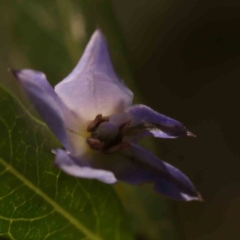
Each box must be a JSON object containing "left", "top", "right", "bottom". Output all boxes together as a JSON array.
[{"left": 0, "top": 157, "right": 101, "bottom": 240}]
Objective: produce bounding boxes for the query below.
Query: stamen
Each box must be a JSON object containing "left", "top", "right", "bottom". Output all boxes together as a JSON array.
[
  {"left": 87, "top": 114, "right": 131, "bottom": 154},
  {"left": 87, "top": 114, "right": 109, "bottom": 132},
  {"left": 86, "top": 137, "right": 105, "bottom": 151},
  {"left": 119, "top": 120, "right": 131, "bottom": 136},
  {"left": 87, "top": 114, "right": 103, "bottom": 132}
]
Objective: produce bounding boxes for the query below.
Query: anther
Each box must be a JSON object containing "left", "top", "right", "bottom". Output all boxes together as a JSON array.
[
  {"left": 86, "top": 137, "right": 105, "bottom": 151},
  {"left": 87, "top": 114, "right": 109, "bottom": 132},
  {"left": 119, "top": 120, "right": 131, "bottom": 136}
]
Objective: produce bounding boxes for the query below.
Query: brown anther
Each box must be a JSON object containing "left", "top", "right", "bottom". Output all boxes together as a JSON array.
[
  {"left": 87, "top": 114, "right": 103, "bottom": 132},
  {"left": 119, "top": 120, "right": 131, "bottom": 136},
  {"left": 102, "top": 142, "right": 129, "bottom": 154},
  {"left": 86, "top": 137, "right": 105, "bottom": 151},
  {"left": 101, "top": 116, "right": 110, "bottom": 122},
  {"left": 87, "top": 114, "right": 110, "bottom": 132}
]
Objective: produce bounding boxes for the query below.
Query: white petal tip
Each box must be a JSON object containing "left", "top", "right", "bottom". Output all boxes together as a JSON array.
[
  {"left": 51, "top": 149, "right": 57, "bottom": 155},
  {"left": 181, "top": 192, "right": 203, "bottom": 202},
  {"left": 9, "top": 69, "right": 46, "bottom": 83},
  {"left": 187, "top": 131, "right": 196, "bottom": 138}
]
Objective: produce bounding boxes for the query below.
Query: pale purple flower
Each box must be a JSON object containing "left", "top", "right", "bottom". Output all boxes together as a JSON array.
[{"left": 11, "top": 29, "right": 201, "bottom": 201}]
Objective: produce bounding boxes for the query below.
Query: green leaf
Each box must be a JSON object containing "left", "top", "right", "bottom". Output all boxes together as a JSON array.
[{"left": 0, "top": 86, "right": 133, "bottom": 240}]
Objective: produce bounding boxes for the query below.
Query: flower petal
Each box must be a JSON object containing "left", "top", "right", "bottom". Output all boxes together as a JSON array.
[
  {"left": 53, "top": 144, "right": 200, "bottom": 201},
  {"left": 125, "top": 104, "right": 194, "bottom": 140},
  {"left": 55, "top": 29, "right": 133, "bottom": 123},
  {"left": 109, "top": 112, "right": 130, "bottom": 126},
  {"left": 53, "top": 148, "right": 117, "bottom": 184},
  {"left": 116, "top": 144, "right": 201, "bottom": 201},
  {"left": 75, "top": 143, "right": 201, "bottom": 201},
  {"left": 11, "top": 69, "right": 75, "bottom": 150}
]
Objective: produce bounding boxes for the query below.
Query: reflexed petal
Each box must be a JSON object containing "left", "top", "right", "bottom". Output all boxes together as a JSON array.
[
  {"left": 11, "top": 69, "right": 75, "bottom": 150},
  {"left": 81, "top": 143, "right": 201, "bottom": 201},
  {"left": 54, "top": 143, "right": 200, "bottom": 200},
  {"left": 53, "top": 148, "right": 117, "bottom": 184},
  {"left": 125, "top": 104, "right": 194, "bottom": 140},
  {"left": 55, "top": 29, "right": 133, "bottom": 123},
  {"left": 115, "top": 144, "right": 201, "bottom": 201}
]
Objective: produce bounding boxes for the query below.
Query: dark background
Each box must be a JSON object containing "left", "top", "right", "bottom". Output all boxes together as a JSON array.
[{"left": 113, "top": 0, "right": 240, "bottom": 240}]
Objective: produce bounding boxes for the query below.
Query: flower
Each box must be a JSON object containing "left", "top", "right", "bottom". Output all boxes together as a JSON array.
[{"left": 10, "top": 29, "right": 201, "bottom": 201}]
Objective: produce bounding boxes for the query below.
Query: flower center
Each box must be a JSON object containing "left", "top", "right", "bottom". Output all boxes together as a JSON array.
[{"left": 86, "top": 114, "right": 130, "bottom": 154}]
